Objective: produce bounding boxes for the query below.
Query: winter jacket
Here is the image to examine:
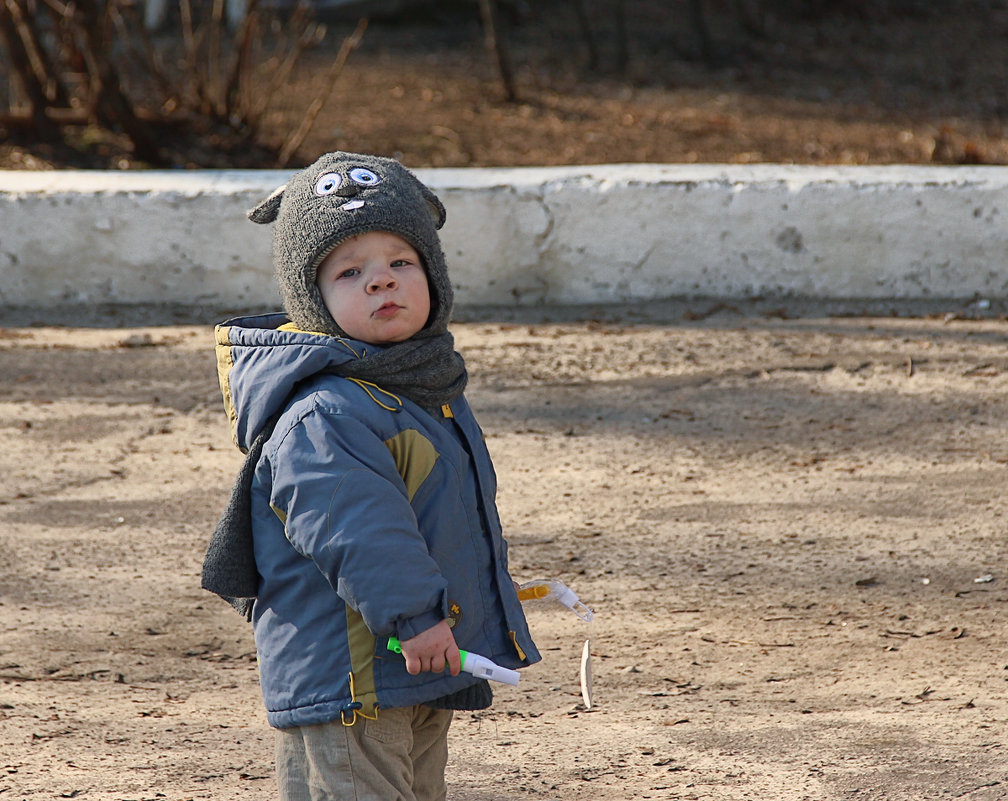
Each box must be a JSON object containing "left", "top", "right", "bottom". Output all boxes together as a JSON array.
[{"left": 215, "top": 313, "right": 540, "bottom": 728}]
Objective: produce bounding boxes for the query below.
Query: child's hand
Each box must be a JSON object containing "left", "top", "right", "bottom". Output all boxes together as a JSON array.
[{"left": 400, "top": 620, "right": 461, "bottom": 677}]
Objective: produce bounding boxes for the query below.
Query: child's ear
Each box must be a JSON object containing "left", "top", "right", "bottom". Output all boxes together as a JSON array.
[
  {"left": 247, "top": 184, "right": 286, "bottom": 224},
  {"left": 420, "top": 185, "right": 446, "bottom": 230}
]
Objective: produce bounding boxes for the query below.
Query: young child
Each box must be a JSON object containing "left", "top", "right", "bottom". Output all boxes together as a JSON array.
[{"left": 201, "top": 151, "right": 540, "bottom": 800}]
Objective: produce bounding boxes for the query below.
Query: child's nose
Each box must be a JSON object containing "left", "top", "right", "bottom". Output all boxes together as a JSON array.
[{"left": 367, "top": 270, "right": 397, "bottom": 292}]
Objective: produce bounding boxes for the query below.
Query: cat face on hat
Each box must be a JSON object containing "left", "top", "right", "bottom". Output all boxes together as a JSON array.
[{"left": 248, "top": 151, "right": 453, "bottom": 340}]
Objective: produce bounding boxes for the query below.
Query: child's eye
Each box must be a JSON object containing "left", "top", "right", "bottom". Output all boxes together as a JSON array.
[
  {"left": 338, "top": 268, "right": 359, "bottom": 279},
  {"left": 315, "top": 172, "right": 342, "bottom": 195},
  {"left": 349, "top": 168, "right": 381, "bottom": 186}
]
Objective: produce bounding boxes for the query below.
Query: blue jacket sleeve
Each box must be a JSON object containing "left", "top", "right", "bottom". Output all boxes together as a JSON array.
[{"left": 266, "top": 406, "right": 449, "bottom": 639}]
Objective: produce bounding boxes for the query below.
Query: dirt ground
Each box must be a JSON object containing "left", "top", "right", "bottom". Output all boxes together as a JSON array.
[
  {"left": 1, "top": 302, "right": 1007, "bottom": 800},
  {"left": 3, "top": 1, "right": 1008, "bottom": 169}
]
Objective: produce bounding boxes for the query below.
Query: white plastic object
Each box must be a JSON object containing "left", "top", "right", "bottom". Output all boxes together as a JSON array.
[
  {"left": 461, "top": 651, "right": 520, "bottom": 686},
  {"left": 387, "top": 637, "right": 520, "bottom": 686},
  {"left": 518, "top": 579, "right": 594, "bottom": 622}
]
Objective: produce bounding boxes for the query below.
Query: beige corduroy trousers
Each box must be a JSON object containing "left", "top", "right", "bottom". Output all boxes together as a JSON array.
[{"left": 274, "top": 706, "right": 453, "bottom": 801}]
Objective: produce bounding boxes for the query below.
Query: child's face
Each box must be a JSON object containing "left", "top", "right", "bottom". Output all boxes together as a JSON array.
[{"left": 316, "top": 231, "right": 431, "bottom": 345}]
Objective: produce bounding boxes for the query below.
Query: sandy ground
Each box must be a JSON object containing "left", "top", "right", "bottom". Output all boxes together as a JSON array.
[{"left": 1, "top": 304, "right": 1007, "bottom": 800}]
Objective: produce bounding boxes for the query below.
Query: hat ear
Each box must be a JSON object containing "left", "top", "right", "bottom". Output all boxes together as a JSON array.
[
  {"left": 420, "top": 185, "right": 446, "bottom": 230},
  {"left": 247, "top": 184, "right": 286, "bottom": 224}
]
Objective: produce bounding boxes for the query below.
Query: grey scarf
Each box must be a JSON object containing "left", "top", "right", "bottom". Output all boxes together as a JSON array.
[{"left": 341, "top": 330, "right": 467, "bottom": 411}]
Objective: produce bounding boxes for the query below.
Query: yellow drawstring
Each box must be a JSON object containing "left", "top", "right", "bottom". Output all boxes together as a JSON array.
[
  {"left": 341, "top": 671, "right": 380, "bottom": 726},
  {"left": 347, "top": 378, "right": 403, "bottom": 412},
  {"left": 335, "top": 339, "right": 364, "bottom": 359}
]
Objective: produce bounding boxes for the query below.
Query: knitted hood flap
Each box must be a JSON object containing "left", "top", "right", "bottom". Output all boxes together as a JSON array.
[{"left": 248, "top": 151, "right": 453, "bottom": 341}]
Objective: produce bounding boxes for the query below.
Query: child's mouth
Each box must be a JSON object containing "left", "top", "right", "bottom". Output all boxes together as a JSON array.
[{"left": 373, "top": 302, "right": 402, "bottom": 318}]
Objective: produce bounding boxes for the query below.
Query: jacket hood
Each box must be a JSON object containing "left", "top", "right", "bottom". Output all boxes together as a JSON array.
[{"left": 215, "top": 312, "right": 376, "bottom": 451}]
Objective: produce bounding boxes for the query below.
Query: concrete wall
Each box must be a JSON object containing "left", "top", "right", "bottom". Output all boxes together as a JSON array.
[{"left": 2, "top": 164, "right": 1006, "bottom": 311}]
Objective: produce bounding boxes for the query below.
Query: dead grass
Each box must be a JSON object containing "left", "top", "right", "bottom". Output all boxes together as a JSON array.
[{"left": 2, "top": 1, "right": 1007, "bottom": 169}]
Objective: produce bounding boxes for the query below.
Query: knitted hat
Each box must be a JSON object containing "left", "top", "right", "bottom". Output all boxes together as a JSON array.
[{"left": 248, "top": 151, "right": 453, "bottom": 338}]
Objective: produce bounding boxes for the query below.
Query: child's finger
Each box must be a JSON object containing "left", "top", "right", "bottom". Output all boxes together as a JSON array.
[{"left": 446, "top": 646, "right": 461, "bottom": 676}]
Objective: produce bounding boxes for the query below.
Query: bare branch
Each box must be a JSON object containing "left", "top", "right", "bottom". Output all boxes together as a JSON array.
[
  {"left": 178, "top": 0, "right": 210, "bottom": 113},
  {"left": 478, "top": 0, "right": 516, "bottom": 102},
  {"left": 0, "top": 0, "right": 60, "bottom": 136},
  {"left": 71, "top": 0, "right": 162, "bottom": 162},
  {"left": 223, "top": 0, "right": 258, "bottom": 121},
  {"left": 277, "top": 16, "right": 367, "bottom": 167},
  {"left": 208, "top": 0, "right": 225, "bottom": 116},
  {"left": 6, "top": 0, "right": 70, "bottom": 105},
  {"left": 248, "top": 11, "right": 324, "bottom": 128},
  {"left": 114, "top": 0, "right": 176, "bottom": 105}
]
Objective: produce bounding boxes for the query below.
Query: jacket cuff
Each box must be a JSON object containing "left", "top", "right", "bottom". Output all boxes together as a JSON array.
[{"left": 396, "top": 596, "right": 448, "bottom": 641}]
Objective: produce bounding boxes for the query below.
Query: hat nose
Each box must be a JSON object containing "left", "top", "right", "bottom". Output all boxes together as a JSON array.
[{"left": 337, "top": 182, "right": 362, "bottom": 198}]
